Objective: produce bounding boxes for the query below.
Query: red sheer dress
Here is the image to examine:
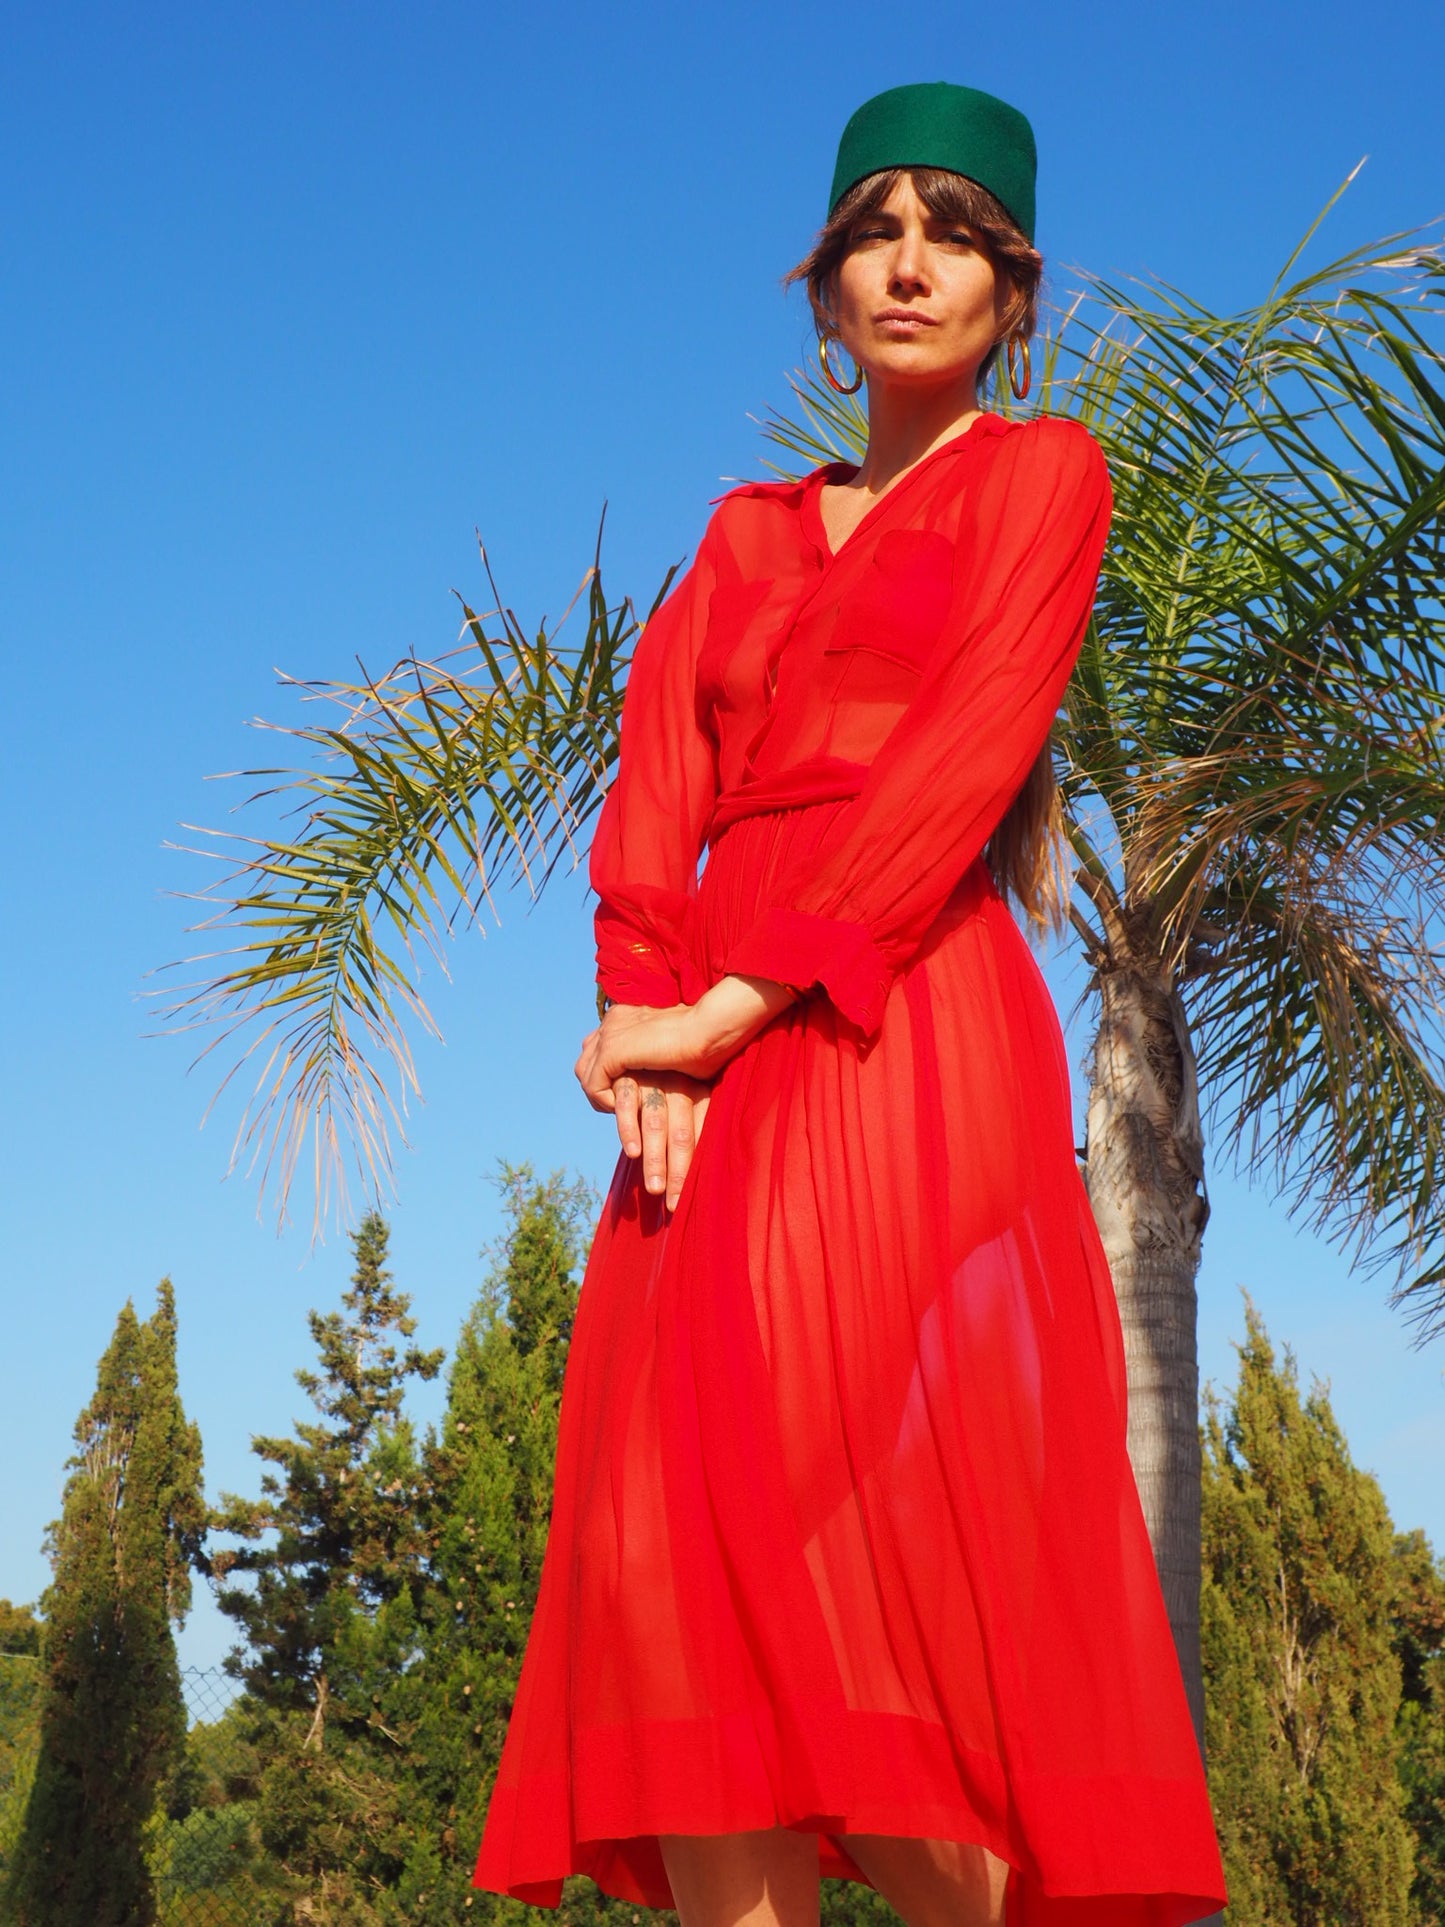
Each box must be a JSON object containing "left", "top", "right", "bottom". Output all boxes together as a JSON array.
[{"left": 473, "top": 412, "right": 1227, "bottom": 1924}]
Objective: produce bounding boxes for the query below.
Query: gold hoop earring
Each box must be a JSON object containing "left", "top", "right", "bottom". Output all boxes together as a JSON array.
[
  {"left": 1006, "top": 333, "right": 1032, "bottom": 402},
  {"left": 818, "top": 332, "right": 864, "bottom": 396}
]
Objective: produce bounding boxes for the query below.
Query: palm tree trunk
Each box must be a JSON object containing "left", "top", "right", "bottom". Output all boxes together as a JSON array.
[
  {"left": 1083, "top": 953, "right": 1212, "bottom": 1747},
  {"left": 1082, "top": 950, "right": 1224, "bottom": 1919}
]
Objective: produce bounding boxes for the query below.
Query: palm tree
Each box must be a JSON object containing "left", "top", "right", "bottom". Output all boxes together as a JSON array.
[
  {"left": 155, "top": 179, "right": 1445, "bottom": 1746},
  {"left": 155, "top": 533, "right": 663, "bottom": 1227}
]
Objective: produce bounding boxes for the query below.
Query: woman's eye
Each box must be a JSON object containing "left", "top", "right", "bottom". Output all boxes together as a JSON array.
[{"left": 945, "top": 230, "right": 975, "bottom": 246}]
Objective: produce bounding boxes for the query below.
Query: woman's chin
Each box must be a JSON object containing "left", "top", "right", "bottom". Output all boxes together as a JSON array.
[{"left": 858, "top": 349, "right": 978, "bottom": 391}]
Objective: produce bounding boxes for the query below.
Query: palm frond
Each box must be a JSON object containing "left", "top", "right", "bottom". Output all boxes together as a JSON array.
[
  {"left": 1060, "top": 213, "right": 1445, "bottom": 1319},
  {"left": 149, "top": 520, "right": 672, "bottom": 1235},
  {"left": 748, "top": 365, "right": 868, "bottom": 476},
  {"left": 1186, "top": 846, "right": 1445, "bottom": 1328}
]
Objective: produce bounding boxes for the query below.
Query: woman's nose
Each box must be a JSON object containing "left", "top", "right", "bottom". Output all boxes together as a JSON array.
[{"left": 888, "top": 234, "right": 930, "bottom": 292}]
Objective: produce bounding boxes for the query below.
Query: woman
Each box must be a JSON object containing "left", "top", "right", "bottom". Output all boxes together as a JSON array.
[{"left": 473, "top": 81, "right": 1228, "bottom": 1927}]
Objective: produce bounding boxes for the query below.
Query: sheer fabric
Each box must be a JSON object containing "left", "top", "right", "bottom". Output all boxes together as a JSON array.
[{"left": 474, "top": 413, "right": 1228, "bottom": 1924}]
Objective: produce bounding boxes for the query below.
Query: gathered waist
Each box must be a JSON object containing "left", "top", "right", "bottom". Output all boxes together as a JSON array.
[
  {"left": 704, "top": 756, "right": 869, "bottom": 846},
  {"left": 693, "top": 755, "right": 1000, "bottom": 1005}
]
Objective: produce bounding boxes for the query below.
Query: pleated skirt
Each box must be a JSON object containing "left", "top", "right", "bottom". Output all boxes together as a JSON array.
[{"left": 474, "top": 796, "right": 1227, "bottom": 1925}]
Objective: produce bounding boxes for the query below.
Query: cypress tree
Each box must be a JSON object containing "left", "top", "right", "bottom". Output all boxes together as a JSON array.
[
  {"left": 210, "top": 1210, "right": 444, "bottom": 1923},
  {"left": 4, "top": 1281, "right": 205, "bottom": 1927},
  {"left": 1391, "top": 1527, "right": 1445, "bottom": 1923},
  {"left": 1200, "top": 1299, "right": 1415, "bottom": 1925}
]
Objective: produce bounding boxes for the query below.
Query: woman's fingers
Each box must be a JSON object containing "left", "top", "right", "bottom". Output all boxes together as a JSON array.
[
  {"left": 574, "top": 1028, "right": 616, "bottom": 1114},
  {"left": 588, "top": 1002, "right": 694, "bottom": 1090},
  {"left": 613, "top": 1075, "right": 641, "bottom": 1157},
  {"left": 642, "top": 1085, "right": 696, "bottom": 1211},
  {"left": 664, "top": 1085, "right": 701, "bottom": 1211},
  {"left": 622, "top": 1075, "right": 710, "bottom": 1211},
  {"left": 637, "top": 1081, "right": 673, "bottom": 1199},
  {"left": 579, "top": 1022, "right": 714, "bottom": 1213}
]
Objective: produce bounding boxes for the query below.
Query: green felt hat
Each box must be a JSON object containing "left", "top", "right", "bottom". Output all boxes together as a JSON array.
[{"left": 828, "top": 81, "right": 1037, "bottom": 243}]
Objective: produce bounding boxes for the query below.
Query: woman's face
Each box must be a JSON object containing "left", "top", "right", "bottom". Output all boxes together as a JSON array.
[{"left": 830, "top": 172, "right": 1004, "bottom": 391}]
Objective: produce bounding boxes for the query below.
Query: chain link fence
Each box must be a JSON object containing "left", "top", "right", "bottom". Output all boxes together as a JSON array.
[
  {"left": 151, "top": 1667, "right": 266, "bottom": 1927},
  {"left": 0, "top": 1659, "right": 269, "bottom": 1927}
]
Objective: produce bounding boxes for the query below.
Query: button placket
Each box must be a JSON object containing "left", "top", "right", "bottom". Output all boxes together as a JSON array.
[{"left": 740, "top": 559, "right": 833, "bottom": 776}]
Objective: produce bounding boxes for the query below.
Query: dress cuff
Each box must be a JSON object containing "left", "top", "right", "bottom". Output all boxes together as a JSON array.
[
  {"left": 594, "top": 898, "right": 697, "bottom": 1008},
  {"left": 596, "top": 962, "right": 683, "bottom": 1009},
  {"left": 723, "top": 907, "right": 892, "bottom": 1037}
]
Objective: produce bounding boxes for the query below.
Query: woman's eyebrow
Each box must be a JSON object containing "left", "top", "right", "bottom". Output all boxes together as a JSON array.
[{"left": 860, "top": 211, "right": 974, "bottom": 230}]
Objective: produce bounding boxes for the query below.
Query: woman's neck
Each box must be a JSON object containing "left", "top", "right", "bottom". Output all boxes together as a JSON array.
[{"left": 848, "top": 378, "right": 985, "bottom": 496}]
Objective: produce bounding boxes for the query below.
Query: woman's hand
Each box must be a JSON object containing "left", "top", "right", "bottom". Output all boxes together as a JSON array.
[
  {"left": 610, "top": 1068, "right": 714, "bottom": 1210},
  {"left": 574, "top": 976, "right": 801, "bottom": 1206},
  {"left": 576, "top": 977, "right": 800, "bottom": 1101},
  {"left": 572, "top": 1009, "right": 713, "bottom": 1208}
]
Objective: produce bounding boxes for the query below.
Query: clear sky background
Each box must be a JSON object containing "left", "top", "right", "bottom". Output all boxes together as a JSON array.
[{"left": 4, "top": 0, "right": 1443, "bottom": 1672}]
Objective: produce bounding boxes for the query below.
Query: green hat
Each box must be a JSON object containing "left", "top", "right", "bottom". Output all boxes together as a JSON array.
[{"left": 828, "top": 81, "right": 1037, "bottom": 243}]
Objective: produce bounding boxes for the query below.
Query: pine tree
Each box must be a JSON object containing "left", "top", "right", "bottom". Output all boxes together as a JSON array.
[
  {"left": 404, "top": 1158, "right": 659, "bottom": 1923},
  {"left": 214, "top": 1213, "right": 442, "bottom": 1710},
  {"left": 1200, "top": 1299, "right": 1415, "bottom": 1925},
  {"left": 210, "top": 1210, "right": 444, "bottom": 1923},
  {"left": 1391, "top": 1527, "right": 1445, "bottom": 1923},
  {"left": 4, "top": 1281, "right": 205, "bottom": 1927}
]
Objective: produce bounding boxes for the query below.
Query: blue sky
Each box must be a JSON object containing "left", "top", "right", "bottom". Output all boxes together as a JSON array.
[{"left": 3, "top": 0, "right": 1443, "bottom": 1671}]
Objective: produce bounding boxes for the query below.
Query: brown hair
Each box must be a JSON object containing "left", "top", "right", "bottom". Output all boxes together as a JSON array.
[{"left": 785, "top": 166, "right": 1070, "bottom": 945}]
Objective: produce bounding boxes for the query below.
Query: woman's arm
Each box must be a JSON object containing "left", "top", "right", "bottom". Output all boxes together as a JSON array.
[
  {"left": 586, "top": 507, "right": 796, "bottom": 1205},
  {"left": 590, "top": 516, "right": 722, "bottom": 1008},
  {"left": 718, "top": 417, "right": 1112, "bottom": 1038}
]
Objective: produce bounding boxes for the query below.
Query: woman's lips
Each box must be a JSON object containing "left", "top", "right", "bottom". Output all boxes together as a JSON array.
[{"left": 875, "top": 310, "right": 937, "bottom": 329}]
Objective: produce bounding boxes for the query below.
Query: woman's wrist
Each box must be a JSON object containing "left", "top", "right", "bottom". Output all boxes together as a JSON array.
[{"left": 688, "top": 972, "right": 803, "bottom": 1073}]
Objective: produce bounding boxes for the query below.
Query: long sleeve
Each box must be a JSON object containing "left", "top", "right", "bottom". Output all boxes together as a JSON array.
[
  {"left": 722, "top": 417, "right": 1112, "bottom": 1037},
  {"left": 591, "top": 517, "right": 722, "bottom": 1008}
]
